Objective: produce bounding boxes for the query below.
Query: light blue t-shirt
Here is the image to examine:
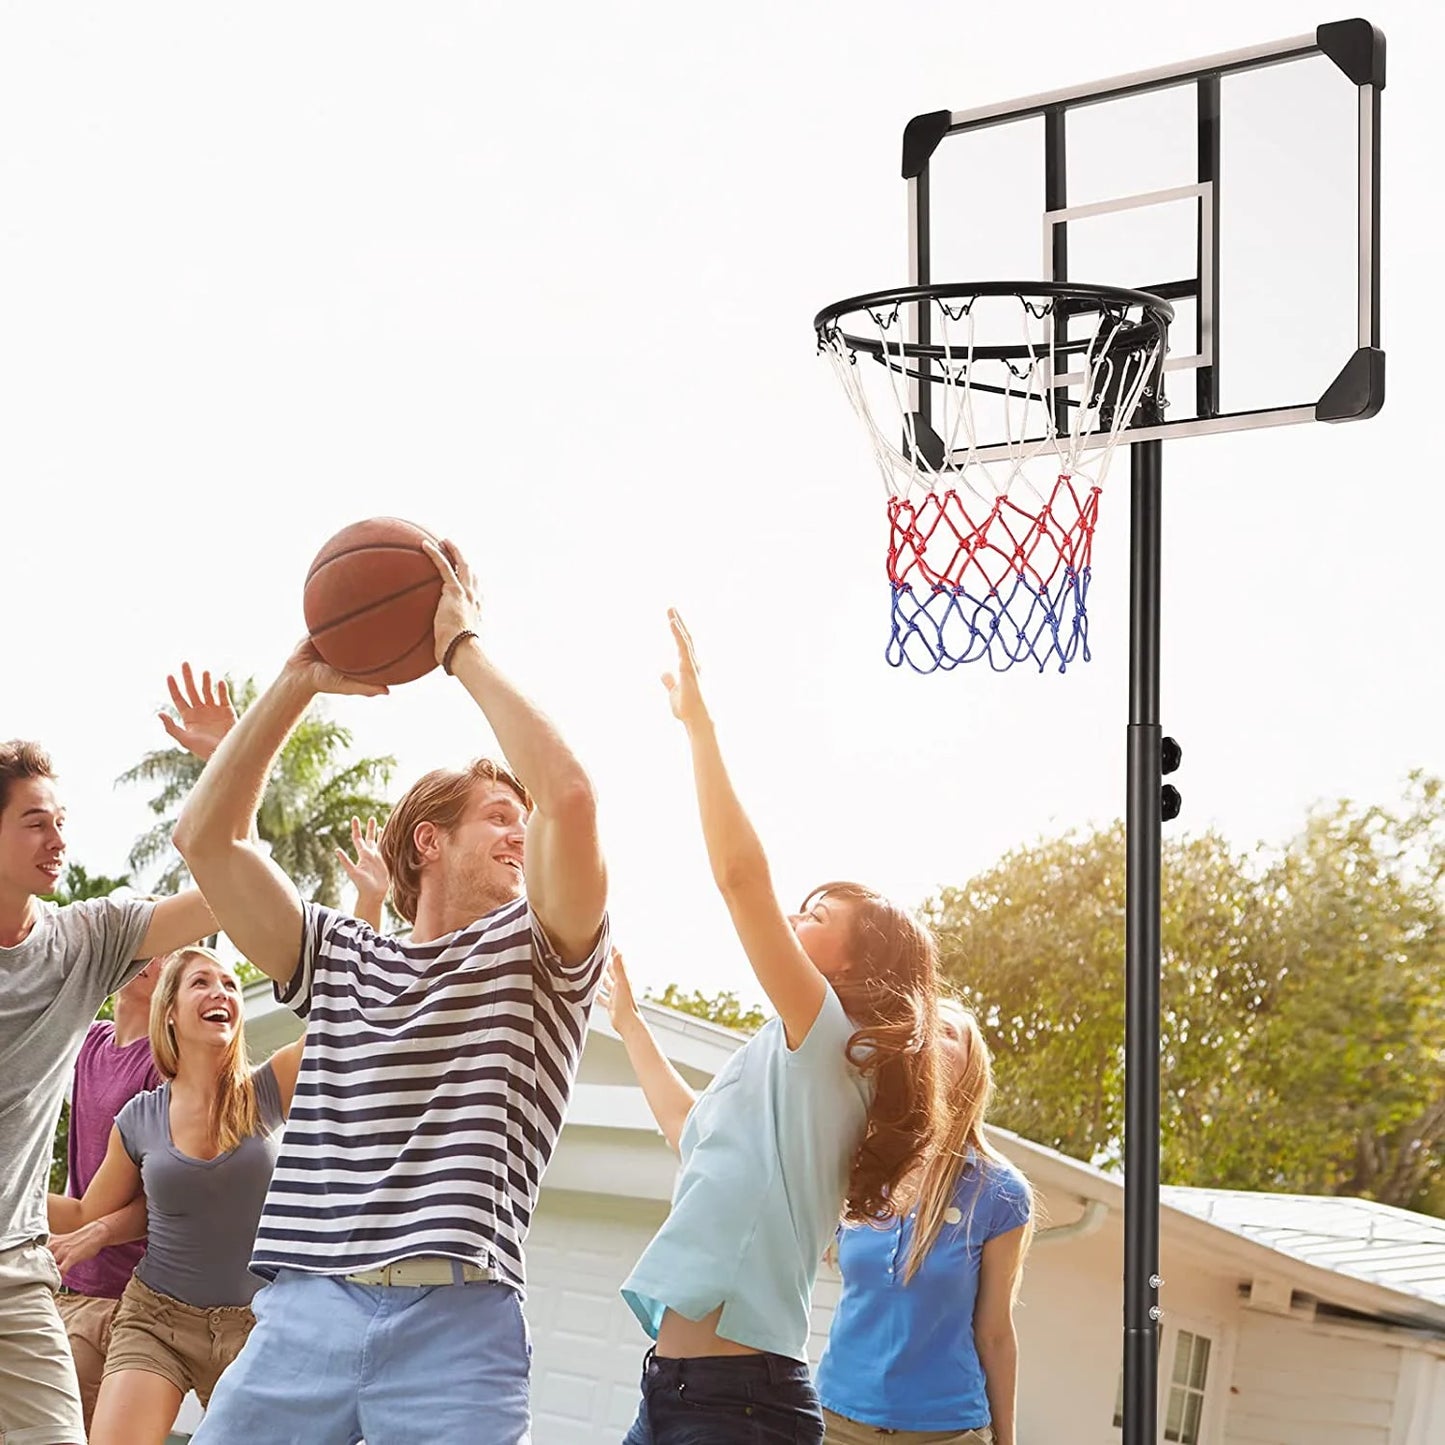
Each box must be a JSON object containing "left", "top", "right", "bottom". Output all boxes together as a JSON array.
[
  {"left": 816, "top": 1153, "right": 1032, "bottom": 1430},
  {"left": 621, "top": 983, "right": 869, "bottom": 1361}
]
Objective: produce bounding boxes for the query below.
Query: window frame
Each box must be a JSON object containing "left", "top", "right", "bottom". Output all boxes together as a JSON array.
[{"left": 1110, "top": 1312, "right": 1233, "bottom": 1445}]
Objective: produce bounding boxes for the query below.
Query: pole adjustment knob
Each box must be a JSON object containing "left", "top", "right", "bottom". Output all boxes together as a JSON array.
[{"left": 1161, "top": 785, "right": 1182, "bottom": 821}]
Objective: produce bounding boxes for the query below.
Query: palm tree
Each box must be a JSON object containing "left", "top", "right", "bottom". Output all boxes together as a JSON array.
[{"left": 119, "top": 678, "right": 396, "bottom": 908}]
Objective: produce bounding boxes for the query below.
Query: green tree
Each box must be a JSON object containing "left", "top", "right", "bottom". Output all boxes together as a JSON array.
[
  {"left": 925, "top": 773, "right": 1445, "bottom": 1215},
  {"left": 47, "top": 862, "right": 133, "bottom": 907},
  {"left": 1238, "top": 776, "right": 1445, "bottom": 1210},
  {"left": 647, "top": 984, "right": 767, "bottom": 1034},
  {"left": 119, "top": 678, "right": 396, "bottom": 909}
]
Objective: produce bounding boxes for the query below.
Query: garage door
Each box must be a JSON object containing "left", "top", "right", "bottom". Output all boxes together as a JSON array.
[{"left": 526, "top": 1189, "right": 668, "bottom": 1443}]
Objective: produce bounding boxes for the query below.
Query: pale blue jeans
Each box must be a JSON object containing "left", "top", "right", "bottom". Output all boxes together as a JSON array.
[{"left": 189, "top": 1268, "right": 531, "bottom": 1445}]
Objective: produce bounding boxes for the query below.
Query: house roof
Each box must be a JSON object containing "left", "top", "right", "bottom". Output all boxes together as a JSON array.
[{"left": 1161, "top": 1187, "right": 1445, "bottom": 1312}]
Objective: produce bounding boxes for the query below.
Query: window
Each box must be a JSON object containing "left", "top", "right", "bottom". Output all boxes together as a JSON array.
[
  {"left": 1111, "top": 1327, "right": 1213, "bottom": 1443},
  {"left": 1163, "top": 1330, "right": 1210, "bottom": 1444}
]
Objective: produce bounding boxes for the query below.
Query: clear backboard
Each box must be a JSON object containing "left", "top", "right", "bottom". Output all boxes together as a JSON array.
[{"left": 902, "top": 18, "right": 1384, "bottom": 451}]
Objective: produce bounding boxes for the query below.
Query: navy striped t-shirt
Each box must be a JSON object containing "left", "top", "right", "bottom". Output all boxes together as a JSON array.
[{"left": 249, "top": 898, "right": 609, "bottom": 1293}]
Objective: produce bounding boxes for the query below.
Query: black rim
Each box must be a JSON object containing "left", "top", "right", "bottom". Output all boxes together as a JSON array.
[{"left": 815, "top": 281, "right": 1174, "bottom": 364}]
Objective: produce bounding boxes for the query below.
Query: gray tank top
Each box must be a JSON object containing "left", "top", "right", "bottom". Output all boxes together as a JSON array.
[{"left": 116, "top": 1061, "right": 284, "bottom": 1307}]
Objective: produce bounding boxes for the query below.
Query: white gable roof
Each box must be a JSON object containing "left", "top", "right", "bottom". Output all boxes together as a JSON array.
[
  {"left": 1162, "top": 1187, "right": 1445, "bottom": 1312},
  {"left": 589, "top": 1000, "right": 748, "bottom": 1074}
]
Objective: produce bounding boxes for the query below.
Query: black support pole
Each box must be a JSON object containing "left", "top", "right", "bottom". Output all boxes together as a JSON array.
[{"left": 1123, "top": 436, "right": 1163, "bottom": 1445}]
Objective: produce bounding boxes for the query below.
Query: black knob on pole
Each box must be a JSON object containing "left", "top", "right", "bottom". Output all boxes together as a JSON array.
[
  {"left": 1161, "top": 785, "right": 1182, "bottom": 821},
  {"left": 1161, "top": 736, "right": 1182, "bottom": 775}
]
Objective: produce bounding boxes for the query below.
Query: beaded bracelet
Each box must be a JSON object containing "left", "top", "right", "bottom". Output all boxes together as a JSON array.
[{"left": 441, "top": 629, "right": 479, "bottom": 676}]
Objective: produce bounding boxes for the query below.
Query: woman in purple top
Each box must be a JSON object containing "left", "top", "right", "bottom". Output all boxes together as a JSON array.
[
  {"left": 816, "top": 1000, "right": 1034, "bottom": 1445},
  {"left": 48, "top": 947, "right": 306, "bottom": 1445},
  {"left": 47, "top": 956, "right": 164, "bottom": 1431}
]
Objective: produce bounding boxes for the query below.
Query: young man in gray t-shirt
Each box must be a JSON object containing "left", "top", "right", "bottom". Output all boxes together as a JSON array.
[{"left": 0, "top": 670, "right": 234, "bottom": 1445}]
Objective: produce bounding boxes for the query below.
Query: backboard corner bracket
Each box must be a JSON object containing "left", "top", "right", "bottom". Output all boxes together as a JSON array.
[
  {"left": 1316, "top": 346, "right": 1386, "bottom": 422},
  {"left": 902, "top": 110, "right": 952, "bottom": 179},
  {"left": 1316, "top": 18, "right": 1386, "bottom": 89}
]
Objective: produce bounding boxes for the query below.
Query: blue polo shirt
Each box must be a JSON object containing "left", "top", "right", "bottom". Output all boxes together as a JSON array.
[
  {"left": 816, "top": 1154, "right": 1032, "bottom": 1430},
  {"left": 621, "top": 983, "right": 869, "bottom": 1361}
]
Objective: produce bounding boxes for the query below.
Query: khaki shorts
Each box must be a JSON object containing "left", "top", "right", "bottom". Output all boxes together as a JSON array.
[
  {"left": 103, "top": 1274, "right": 255, "bottom": 1409},
  {"left": 0, "top": 1239, "right": 85, "bottom": 1445},
  {"left": 823, "top": 1407, "right": 994, "bottom": 1445},
  {"left": 55, "top": 1291, "right": 122, "bottom": 1433}
]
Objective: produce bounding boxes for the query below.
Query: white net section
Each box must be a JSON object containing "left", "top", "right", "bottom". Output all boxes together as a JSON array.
[{"left": 818, "top": 289, "right": 1167, "bottom": 673}]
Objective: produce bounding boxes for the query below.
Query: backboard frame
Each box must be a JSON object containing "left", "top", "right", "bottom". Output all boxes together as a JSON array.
[{"left": 901, "top": 18, "right": 1384, "bottom": 457}]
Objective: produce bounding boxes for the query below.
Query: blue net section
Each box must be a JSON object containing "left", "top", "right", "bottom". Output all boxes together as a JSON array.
[{"left": 884, "top": 478, "right": 1101, "bottom": 674}]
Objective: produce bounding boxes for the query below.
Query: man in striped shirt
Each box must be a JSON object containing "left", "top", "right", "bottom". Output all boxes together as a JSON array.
[{"left": 174, "top": 539, "right": 609, "bottom": 1445}]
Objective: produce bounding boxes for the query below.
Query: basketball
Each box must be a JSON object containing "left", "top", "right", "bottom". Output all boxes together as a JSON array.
[{"left": 303, "top": 517, "right": 445, "bottom": 685}]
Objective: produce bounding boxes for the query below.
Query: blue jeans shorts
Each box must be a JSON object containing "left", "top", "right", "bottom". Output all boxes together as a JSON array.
[
  {"left": 189, "top": 1268, "right": 531, "bottom": 1445},
  {"left": 623, "top": 1348, "right": 824, "bottom": 1444}
]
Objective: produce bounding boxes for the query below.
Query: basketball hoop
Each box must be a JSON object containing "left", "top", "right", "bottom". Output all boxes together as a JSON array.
[{"left": 816, "top": 283, "right": 1172, "bottom": 673}]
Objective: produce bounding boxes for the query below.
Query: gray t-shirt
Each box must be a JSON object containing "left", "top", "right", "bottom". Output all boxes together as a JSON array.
[
  {"left": 0, "top": 896, "right": 155, "bottom": 1250},
  {"left": 117, "top": 1062, "right": 285, "bottom": 1307}
]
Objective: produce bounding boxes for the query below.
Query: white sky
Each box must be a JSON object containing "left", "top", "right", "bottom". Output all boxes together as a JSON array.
[{"left": 2, "top": 1, "right": 1435, "bottom": 1007}]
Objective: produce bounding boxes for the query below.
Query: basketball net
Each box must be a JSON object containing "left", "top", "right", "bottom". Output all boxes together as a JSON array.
[{"left": 819, "top": 290, "right": 1167, "bottom": 673}]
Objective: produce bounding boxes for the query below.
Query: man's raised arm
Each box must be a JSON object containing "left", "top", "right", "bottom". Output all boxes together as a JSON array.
[
  {"left": 424, "top": 540, "right": 606, "bottom": 966},
  {"left": 173, "top": 647, "right": 386, "bottom": 981}
]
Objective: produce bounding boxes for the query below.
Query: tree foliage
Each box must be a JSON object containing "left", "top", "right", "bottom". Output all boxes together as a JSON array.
[
  {"left": 118, "top": 677, "right": 396, "bottom": 908},
  {"left": 926, "top": 773, "right": 1445, "bottom": 1216},
  {"left": 648, "top": 984, "right": 767, "bottom": 1034}
]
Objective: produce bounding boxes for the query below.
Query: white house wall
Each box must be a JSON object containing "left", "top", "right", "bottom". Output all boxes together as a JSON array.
[
  {"left": 1224, "top": 1315, "right": 1403, "bottom": 1445},
  {"left": 527, "top": 1189, "right": 668, "bottom": 1443},
  {"left": 1393, "top": 1352, "right": 1445, "bottom": 1445}
]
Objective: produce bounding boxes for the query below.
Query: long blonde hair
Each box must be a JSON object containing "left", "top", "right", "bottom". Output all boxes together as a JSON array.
[
  {"left": 902, "top": 996, "right": 1032, "bottom": 1284},
  {"left": 149, "top": 948, "right": 260, "bottom": 1154}
]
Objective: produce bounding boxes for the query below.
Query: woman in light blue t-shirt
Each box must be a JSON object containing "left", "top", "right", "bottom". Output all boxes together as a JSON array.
[
  {"left": 817, "top": 999, "right": 1034, "bottom": 1445},
  {"left": 601, "top": 611, "right": 944, "bottom": 1445}
]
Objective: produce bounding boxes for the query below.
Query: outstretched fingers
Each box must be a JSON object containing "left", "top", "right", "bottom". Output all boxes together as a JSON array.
[
  {"left": 166, "top": 671, "right": 188, "bottom": 715},
  {"left": 667, "top": 608, "right": 700, "bottom": 677}
]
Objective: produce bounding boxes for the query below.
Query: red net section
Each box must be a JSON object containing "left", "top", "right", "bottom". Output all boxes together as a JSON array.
[{"left": 887, "top": 475, "right": 1101, "bottom": 672}]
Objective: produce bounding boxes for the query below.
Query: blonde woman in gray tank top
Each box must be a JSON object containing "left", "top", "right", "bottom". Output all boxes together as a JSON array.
[{"left": 46, "top": 947, "right": 305, "bottom": 1445}]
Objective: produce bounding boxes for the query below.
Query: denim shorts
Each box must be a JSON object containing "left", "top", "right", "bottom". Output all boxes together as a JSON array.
[
  {"left": 188, "top": 1268, "right": 531, "bottom": 1445},
  {"left": 623, "top": 1348, "right": 824, "bottom": 1444}
]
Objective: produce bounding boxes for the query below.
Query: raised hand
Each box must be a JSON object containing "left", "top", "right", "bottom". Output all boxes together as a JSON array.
[
  {"left": 422, "top": 538, "right": 482, "bottom": 670},
  {"left": 336, "top": 816, "right": 388, "bottom": 902},
  {"left": 661, "top": 609, "right": 710, "bottom": 730},
  {"left": 597, "top": 948, "right": 643, "bottom": 1037},
  {"left": 159, "top": 663, "right": 239, "bottom": 761},
  {"left": 282, "top": 638, "right": 390, "bottom": 698}
]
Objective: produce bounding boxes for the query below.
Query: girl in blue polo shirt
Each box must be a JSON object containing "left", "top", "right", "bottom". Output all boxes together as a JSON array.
[
  {"left": 602, "top": 611, "right": 942, "bottom": 1444},
  {"left": 817, "top": 999, "right": 1033, "bottom": 1445}
]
